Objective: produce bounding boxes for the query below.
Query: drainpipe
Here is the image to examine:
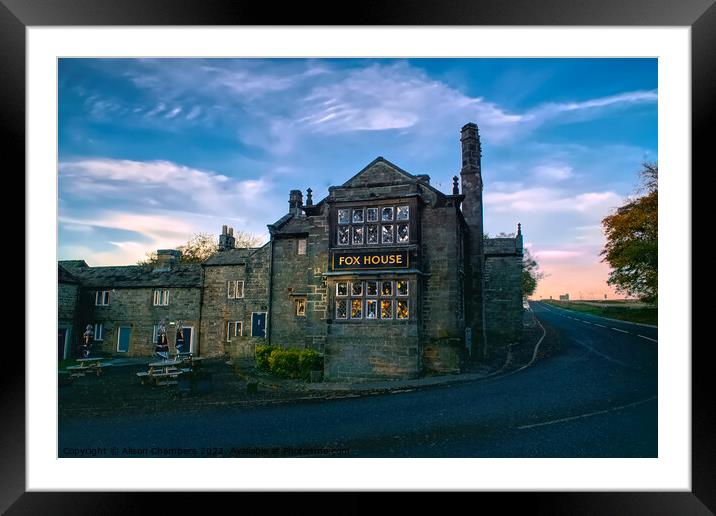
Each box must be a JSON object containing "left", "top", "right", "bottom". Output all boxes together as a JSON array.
[{"left": 197, "top": 265, "right": 205, "bottom": 357}]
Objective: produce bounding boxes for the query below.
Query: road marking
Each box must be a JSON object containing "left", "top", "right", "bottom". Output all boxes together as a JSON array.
[
  {"left": 593, "top": 323, "right": 606, "bottom": 328},
  {"left": 581, "top": 321, "right": 592, "bottom": 325},
  {"left": 611, "top": 327, "right": 629, "bottom": 334},
  {"left": 638, "top": 335, "right": 658, "bottom": 342},
  {"left": 517, "top": 396, "right": 657, "bottom": 430},
  {"left": 574, "top": 339, "right": 629, "bottom": 368}
]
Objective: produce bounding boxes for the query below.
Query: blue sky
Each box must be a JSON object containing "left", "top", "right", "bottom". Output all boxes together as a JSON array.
[{"left": 58, "top": 58, "right": 657, "bottom": 299}]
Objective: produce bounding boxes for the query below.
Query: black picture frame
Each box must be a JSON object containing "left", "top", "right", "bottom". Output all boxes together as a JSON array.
[{"left": 5, "top": 0, "right": 713, "bottom": 512}]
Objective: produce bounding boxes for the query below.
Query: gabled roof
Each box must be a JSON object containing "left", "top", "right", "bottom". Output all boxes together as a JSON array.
[
  {"left": 203, "top": 246, "right": 265, "bottom": 266},
  {"left": 339, "top": 156, "right": 447, "bottom": 199},
  {"left": 65, "top": 263, "right": 202, "bottom": 288}
]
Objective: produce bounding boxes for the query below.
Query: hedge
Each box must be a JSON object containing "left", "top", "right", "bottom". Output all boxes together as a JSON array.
[{"left": 255, "top": 345, "right": 323, "bottom": 380}]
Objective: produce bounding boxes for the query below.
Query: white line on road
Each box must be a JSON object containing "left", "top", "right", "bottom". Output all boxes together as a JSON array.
[
  {"left": 638, "top": 335, "right": 658, "bottom": 342},
  {"left": 581, "top": 321, "right": 592, "bottom": 325},
  {"left": 593, "top": 323, "right": 606, "bottom": 328},
  {"left": 611, "top": 327, "right": 629, "bottom": 334},
  {"left": 517, "top": 396, "right": 657, "bottom": 430},
  {"left": 574, "top": 339, "right": 629, "bottom": 368}
]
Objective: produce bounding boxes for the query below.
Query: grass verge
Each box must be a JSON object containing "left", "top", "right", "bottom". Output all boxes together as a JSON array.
[{"left": 542, "top": 300, "right": 657, "bottom": 326}]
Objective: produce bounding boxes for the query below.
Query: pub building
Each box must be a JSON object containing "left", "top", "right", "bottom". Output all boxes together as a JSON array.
[{"left": 59, "top": 122, "right": 524, "bottom": 382}]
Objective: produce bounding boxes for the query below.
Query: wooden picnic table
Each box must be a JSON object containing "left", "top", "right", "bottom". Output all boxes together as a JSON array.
[
  {"left": 66, "top": 357, "right": 111, "bottom": 378},
  {"left": 137, "top": 359, "right": 191, "bottom": 386}
]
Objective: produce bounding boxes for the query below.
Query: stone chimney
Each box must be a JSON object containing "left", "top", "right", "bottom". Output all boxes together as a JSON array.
[
  {"left": 155, "top": 249, "right": 181, "bottom": 271},
  {"left": 459, "top": 122, "right": 486, "bottom": 358},
  {"left": 416, "top": 174, "right": 431, "bottom": 185},
  {"left": 219, "top": 225, "right": 236, "bottom": 251},
  {"left": 289, "top": 189, "right": 303, "bottom": 215}
]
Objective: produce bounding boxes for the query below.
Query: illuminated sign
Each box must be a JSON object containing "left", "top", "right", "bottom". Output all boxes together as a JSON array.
[{"left": 332, "top": 251, "right": 409, "bottom": 270}]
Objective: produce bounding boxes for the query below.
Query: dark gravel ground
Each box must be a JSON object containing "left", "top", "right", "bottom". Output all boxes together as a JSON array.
[{"left": 58, "top": 360, "right": 334, "bottom": 419}]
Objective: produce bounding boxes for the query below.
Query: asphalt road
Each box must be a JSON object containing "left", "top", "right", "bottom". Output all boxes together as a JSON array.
[{"left": 59, "top": 301, "right": 657, "bottom": 458}]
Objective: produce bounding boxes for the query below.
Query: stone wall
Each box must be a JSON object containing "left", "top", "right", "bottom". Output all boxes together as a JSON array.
[
  {"left": 324, "top": 318, "right": 420, "bottom": 382},
  {"left": 200, "top": 245, "right": 271, "bottom": 358},
  {"left": 420, "top": 202, "right": 466, "bottom": 374},
  {"left": 77, "top": 286, "right": 202, "bottom": 357},
  {"left": 483, "top": 237, "right": 523, "bottom": 352},
  {"left": 59, "top": 282, "right": 79, "bottom": 327}
]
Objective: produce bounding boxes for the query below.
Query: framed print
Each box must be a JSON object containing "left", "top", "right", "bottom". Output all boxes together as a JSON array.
[{"left": 5, "top": 0, "right": 714, "bottom": 513}]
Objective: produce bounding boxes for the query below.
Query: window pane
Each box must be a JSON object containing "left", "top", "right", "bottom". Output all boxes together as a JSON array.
[
  {"left": 296, "top": 299, "right": 306, "bottom": 316},
  {"left": 338, "top": 209, "right": 350, "bottom": 224},
  {"left": 337, "top": 226, "right": 349, "bottom": 245},
  {"left": 297, "top": 239, "right": 307, "bottom": 255},
  {"left": 351, "top": 281, "right": 363, "bottom": 296},
  {"left": 397, "top": 299, "right": 409, "bottom": 319},
  {"left": 352, "top": 226, "right": 364, "bottom": 245},
  {"left": 381, "top": 206, "right": 393, "bottom": 221},
  {"left": 236, "top": 281, "right": 244, "bottom": 298},
  {"left": 227, "top": 281, "right": 235, "bottom": 299},
  {"left": 381, "top": 281, "right": 393, "bottom": 296},
  {"left": 352, "top": 209, "right": 364, "bottom": 223},
  {"left": 367, "top": 208, "right": 378, "bottom": 222},
  {"left": 236, "top": 322, "right": 242, "bottom": 336},
  {"left": 351, "top": 299, "right": 362, "bottom": 319},
  {"left": 381, "top": 224, "right": 394, "bottom": 244},
  {"left": 366, "top": 300, "right": 377, "bottom": 319},
  {"left": 396, "top": 280, "right": 409, "bottom": 296},
  {"left": 365, "top": 281, "right": 378, "bottom": 296},
  {"left": 380, "top": 300, "right": 393, "bottom": 319},
  {"left": 336, "top": 299, "right": 347, "bottom": 319},
  {"left": 227, "top": 322, "right": 233, "bottom": 342},
  {"left": 366, "top": 225, "right": 378, "bottom": 244},
  {"left": 396, "top": 205, "right": 409, "bottom": 220},
  {"left": 336, "top": 282, "right": 348, "bottom": 296},
  {"left": 397, "top": 223, "right": 409, "bottom": 243}
]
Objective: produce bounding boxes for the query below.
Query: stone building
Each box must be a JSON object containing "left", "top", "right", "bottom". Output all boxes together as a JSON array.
[
  {"left": 58, "top": 264, "right": 80, "bottom": 359},
  {"left": 59, "top": 251, "right": 202, "bottom": 358},
  {"left": 57, "top": 122, "right": 524, "bottom": 381}
]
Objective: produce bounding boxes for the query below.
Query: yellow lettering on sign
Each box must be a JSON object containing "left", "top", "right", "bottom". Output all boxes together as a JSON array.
[
  {"left": 339, "top": 256, "right": 345, "bottom": 265},
  {"left": 396, "top": 255, "right": 403, "bottom": 264}
]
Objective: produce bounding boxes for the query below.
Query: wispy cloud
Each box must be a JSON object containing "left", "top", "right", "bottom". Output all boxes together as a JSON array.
[{"left": 485, "top": 188, "right": 622, "bottom": 214}]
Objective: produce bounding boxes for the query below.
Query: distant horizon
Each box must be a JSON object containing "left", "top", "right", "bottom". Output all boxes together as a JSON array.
[{"left": 58, "top": 58, "right": 657, "bottom": 300}]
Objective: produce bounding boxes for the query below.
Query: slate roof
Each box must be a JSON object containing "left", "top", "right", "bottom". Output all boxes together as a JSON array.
[
  {"left": 62, "top": 263, "right": 202, "bottom": 288},
  {"left": 202, "top": 246, "right": 264, "bottom": 266},
  {"left": 268, "top": 213, "right": 312, "bottom": 236},
  {"left": 58, "top": 264, "right": 79, "bottom": 284}
]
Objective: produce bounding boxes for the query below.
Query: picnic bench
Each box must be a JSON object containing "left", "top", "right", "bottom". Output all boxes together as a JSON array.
[
  {"left": 66, "top": 357, "right": 111, "bottom": 378},
  {"left": 137, "top": 359, "right": 192, "bottom": 386}
]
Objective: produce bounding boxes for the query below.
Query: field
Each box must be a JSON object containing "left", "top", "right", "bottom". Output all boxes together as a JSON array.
[{"left": 541, "top": 299, "right": 657, "bottom": 326}]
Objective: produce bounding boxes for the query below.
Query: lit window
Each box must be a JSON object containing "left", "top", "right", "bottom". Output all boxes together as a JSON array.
[
  {"left": 396, "top": 280, "right": 409, "bottom": 296},
  {"left": 297, "top": 239, "right": 307, "bottom": 255},
  {"left": 396, "top": 299, "right": 409, "bottom": 319},
  {"left": 396, "top": 206, "right": 409, "bottom": 220},
  {"left": 295, "top": 298, "right": 306, "bottom": 317},
  {"left": 336, "top": 282, "right": 348, "bottom": 296},
  {"left": 380, "top": 299, "right": 393, "bottom": 319},
  {"left": 381, "top": 281, "right": 393, "bottom": 296},
  {"left": 153, "top": 289, "right": 169, "bottom": 306},
  {"left": 227, "top": 280, "right": 244, "bottom": 299},
  {"left": 95, "top": 290, "right": 110, "bottom": 306},
  {"left": 351, "top": 299, "right": 362, "bottom": 319}
]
